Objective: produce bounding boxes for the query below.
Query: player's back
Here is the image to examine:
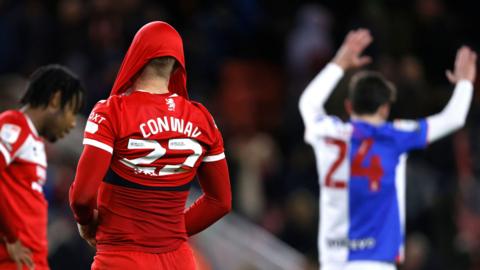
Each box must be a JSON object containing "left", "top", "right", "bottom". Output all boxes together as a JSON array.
[
  {"left": 84, "top": 91, "right": 224, "bottom": 253},
  {"left": 307, "top": 116, "right": 427, "bottom": 264}
]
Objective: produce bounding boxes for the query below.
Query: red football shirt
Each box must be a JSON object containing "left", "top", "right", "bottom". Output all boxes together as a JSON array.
[
  {"left": 0, "top": 110, "right": 49, "bottom": 267},
  {"left": 83, "top": 91, "right": 225, "bottom": 253}
]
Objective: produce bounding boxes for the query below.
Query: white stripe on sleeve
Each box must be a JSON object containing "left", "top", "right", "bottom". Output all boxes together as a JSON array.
[
  {"left": 83, "top": 138, "right": 113, "bottom": 154},
  {"left": 203, "top": 152, "right": 225, "bottom": 162}
]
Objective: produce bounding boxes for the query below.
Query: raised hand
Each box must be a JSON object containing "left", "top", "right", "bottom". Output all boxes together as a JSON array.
[
  {"left": 5, "top": 239, "right": 34, "bottom": 270},
  {"left": 446, "top": 46, "right": 477, "bottom": 84},
  {"left": 332, "top": 28, "right": 373, "bottom": 70}
]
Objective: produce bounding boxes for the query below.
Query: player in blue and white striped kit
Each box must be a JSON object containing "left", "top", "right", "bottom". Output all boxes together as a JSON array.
[{"left": 299, "top": 29, "right": 477, "bottom": 270}]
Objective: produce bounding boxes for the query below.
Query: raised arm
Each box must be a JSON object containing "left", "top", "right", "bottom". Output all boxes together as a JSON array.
[
  {"left": 299, "top": 29, "right": 373, "bottom": 125},
  {"left": 427, "top": 46, "right": 477, "bottom": 143}
]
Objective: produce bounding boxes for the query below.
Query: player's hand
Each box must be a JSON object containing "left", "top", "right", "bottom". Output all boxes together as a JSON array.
[
  {"left": 446, "top": 46, "right": 477, "bottom": 84},
  {"left": 77, "top": 209, "right": 98, "bottom": 248},
  {"left": 332, "top": 28, "right": 373, "bottom": 70},
  {"left": 5, "top": 239, "right": 34, "bottom": 270}
]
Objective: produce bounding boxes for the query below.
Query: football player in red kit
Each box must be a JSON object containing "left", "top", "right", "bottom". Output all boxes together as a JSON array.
[
  {"left": 69, "top": 21, "right": 232, "bottom": 269},
  {"left": 0, "top": 65, "right": 85, "bottom": 270}
]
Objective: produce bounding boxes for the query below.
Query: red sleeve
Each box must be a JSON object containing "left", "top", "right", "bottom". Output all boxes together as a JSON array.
[
  {"left": 69, "top": 145, "right": 111, "bottom": 225},
  {"left": 191, "top": 102, "right": 225, "bottom": 161},
  {"left": 0, "top": 113, "right": 30, "bottom": 242},
  {"left": 184, "top": 159, "right": 231, "bottom": 236},
  {"left": 0, "top": 167, "right": 18, "bottom": 243}
]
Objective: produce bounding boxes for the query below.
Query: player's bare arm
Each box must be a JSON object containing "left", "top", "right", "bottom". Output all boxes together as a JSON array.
[
  {"left": 5, "top": 239, "right": 34, "bottom": 270},
  {"left": 426, "top": 46, "right": 477, "bottom": 143}
]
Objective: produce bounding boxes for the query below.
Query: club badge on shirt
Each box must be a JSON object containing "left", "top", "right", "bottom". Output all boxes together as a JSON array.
[{"left": 166, "top": 98, "right": 175, "bottom": 111}]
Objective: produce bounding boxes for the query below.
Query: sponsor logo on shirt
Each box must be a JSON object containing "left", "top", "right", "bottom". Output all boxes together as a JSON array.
[
  {"left": 393, "top": 120, "right": 419, "bottom": 132},
  {"left": 327, "top": 237, "right": 376, "bottom": 250},
  {"left": 88, "top": 112, "right": 106, "bottom": 124},
  {"left": 86, "top": 111, "right": 107, "bottom": 134},
  {"left": 85, "top": 121, "right": 99, "bottom": 134}
]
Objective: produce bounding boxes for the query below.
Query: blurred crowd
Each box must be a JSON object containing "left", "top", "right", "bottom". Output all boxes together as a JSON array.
[{"left": 1, "top": 0, "right": 480, "bottom": 269}]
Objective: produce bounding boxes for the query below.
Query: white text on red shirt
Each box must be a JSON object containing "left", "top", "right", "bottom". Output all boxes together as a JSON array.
[{"left": 140, "top": 116, "right": 202, "bottom": 138}]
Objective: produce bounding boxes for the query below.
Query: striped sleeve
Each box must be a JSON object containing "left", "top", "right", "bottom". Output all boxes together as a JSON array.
[
  {"left": 83, "top": 100, "right": 116, "bottom": 154},
  {"left": 203, "top": 113, "right": 225, "bottom": 163},
  {"left": 192, "top": 102, "right": 225, "bottom": 163}
]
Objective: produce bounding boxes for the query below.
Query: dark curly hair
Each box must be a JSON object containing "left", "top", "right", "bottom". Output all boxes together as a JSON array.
[{"left": 20, "top": 64, "right": 85, "bottom": 113}]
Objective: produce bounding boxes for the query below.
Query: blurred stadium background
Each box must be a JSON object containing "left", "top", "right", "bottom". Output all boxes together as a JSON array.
[{"left": 1, "top": 0, "right": 480, "bottom": 269}]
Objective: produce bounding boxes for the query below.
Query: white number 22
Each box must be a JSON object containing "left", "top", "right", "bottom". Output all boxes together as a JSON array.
[{"left": 119, "top": 138, "right": 202, "bottom": 176}]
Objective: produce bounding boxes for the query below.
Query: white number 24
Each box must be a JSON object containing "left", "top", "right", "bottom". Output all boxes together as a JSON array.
[{"left": 119, "top": 138, "right": 202, "bottom": 176}]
